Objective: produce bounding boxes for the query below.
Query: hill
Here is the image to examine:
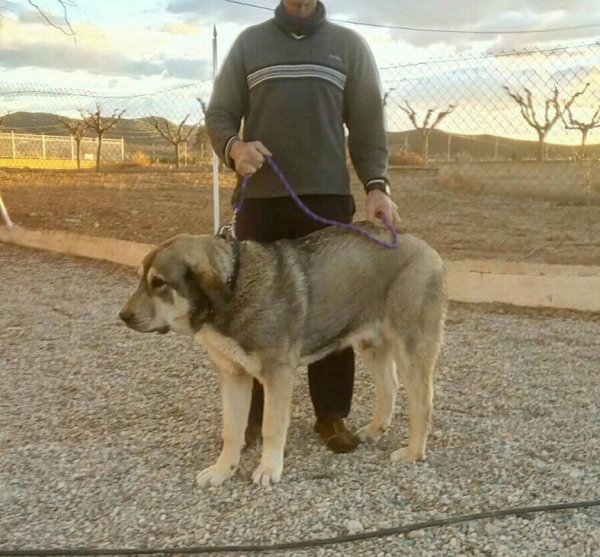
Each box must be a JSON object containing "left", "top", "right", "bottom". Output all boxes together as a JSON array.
[
  {"left": 0, "top": 112, "right": 201, "bottom": 153},
  {"left": 387, "top": 128, "right": 600, "bottom": 161},
  {"left": 2, "top": 111, "right": 599, "bottom": 161}
]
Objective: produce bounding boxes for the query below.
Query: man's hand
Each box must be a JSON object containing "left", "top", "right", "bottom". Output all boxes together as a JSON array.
[
  {"left": 230, "top": 140, "right": 272, "bottom": 176},
  {"left": 366, "top": 190, "right": 402, "bottom": 231}
]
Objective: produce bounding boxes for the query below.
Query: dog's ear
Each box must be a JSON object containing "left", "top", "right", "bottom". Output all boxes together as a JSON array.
[{"left": 195, "top": 269, "right": 232, "bottom": 313}]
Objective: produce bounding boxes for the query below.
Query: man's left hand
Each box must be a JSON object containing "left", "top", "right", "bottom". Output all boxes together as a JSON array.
[{"left": 366, "top": 190, "right": 403, "bottom": 230}]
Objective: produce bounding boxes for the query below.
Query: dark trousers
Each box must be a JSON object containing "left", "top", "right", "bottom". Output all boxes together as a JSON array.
[{"left": 234, "top": 194, "right": 356, "bottom": 422}]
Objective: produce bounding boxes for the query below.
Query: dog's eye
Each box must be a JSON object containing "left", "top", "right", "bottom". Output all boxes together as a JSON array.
[{"left": 150, "top": 277, "right": 166, "bottom": 289}]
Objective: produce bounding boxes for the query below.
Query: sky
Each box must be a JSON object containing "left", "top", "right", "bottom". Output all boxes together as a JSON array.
[{"left": 1, "top": 0, "right": 600, "bottom": 141}]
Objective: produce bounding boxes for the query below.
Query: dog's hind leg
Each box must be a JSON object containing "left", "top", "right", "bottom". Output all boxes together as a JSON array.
[
  {"left": 356, "top": 340, "right": 399, "bottom": 443},
  {"left": 391, "top": 339, "right": 437, "bottom": 463},
  {"left": 252, "top": 362, "right": 295, "bottom": 487},
  {"left": 196, "top": 369, "right": 253, "bottom": 488}
]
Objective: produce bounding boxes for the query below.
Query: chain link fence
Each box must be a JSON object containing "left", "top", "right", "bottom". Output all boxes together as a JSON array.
[
  {"left": 0, "top": 80, "right": 214, "bottom": 169},
  {"left": 377, "top": 42, "right": 600, "bottom": 266},
  {"left": 0, "top": 43, "right": 598, "bottom": 265}
]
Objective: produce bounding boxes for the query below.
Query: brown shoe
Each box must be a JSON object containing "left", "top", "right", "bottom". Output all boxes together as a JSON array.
[
  {"left": 244, "top": 419, "right": 262, "bottom": 449},
  {"left": 314, "top": 415, "right": 359, "bottom": 454}
]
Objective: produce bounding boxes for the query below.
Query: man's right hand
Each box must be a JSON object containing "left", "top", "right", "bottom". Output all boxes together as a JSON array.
[{"left": 230, "top": 140, "right": 272, "bottom": 176}]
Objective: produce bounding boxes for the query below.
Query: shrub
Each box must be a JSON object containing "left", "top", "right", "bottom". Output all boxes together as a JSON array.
[
  {"left": 389, "top": 151, "right": 425, "bottom": 166},
  {"left": 130, "top": 151, "right": 151, "bottom": 166}
]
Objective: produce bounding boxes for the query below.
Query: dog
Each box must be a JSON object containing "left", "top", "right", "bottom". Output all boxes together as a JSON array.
[{"left": 120, "top": 221, "right": 446, "bottom": 487}]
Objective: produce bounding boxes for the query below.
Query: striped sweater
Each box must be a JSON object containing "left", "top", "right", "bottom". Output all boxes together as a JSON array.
[{"left": 206, "top": 11, "right": 389, "bottom": 198}]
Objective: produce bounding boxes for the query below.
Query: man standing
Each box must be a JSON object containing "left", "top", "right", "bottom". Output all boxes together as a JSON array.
[{"left": 206, "top": 0, "right": 401, "bottom": 454}]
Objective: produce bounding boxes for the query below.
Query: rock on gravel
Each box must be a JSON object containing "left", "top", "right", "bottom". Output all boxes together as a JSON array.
[{"left": 0, "top": 243, "right": 599, "bottom": 556}]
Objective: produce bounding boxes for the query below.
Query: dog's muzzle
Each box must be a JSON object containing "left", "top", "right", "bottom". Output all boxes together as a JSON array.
[{"left": 119, "top": 309, "right": 170, "bottom": 334}]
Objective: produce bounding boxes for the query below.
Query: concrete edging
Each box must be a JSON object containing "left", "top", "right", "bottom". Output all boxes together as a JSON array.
[
  {"left": 0, "top": 226, "right": 153, "bottom": 268},
  {"left": 1, "top": 226, "right": 598, "bottom": 312}
]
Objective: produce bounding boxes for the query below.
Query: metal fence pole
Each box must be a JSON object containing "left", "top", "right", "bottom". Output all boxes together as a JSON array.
[
  {"left": 212, "top": 24, "right": 220, "bottom": 233},
  {"left": 0, "top": 193, "right": 14, "bottom": 228},
  {"left": 11, "top": 131, "right": 16, "bottom": 159}
]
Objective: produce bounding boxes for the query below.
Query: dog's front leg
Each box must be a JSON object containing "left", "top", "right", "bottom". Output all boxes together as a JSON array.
[
  {"left": 252, "top": 366, "right": 295, "bottom": 487},
  {"left": 196, "top": 369, "right": 252, "bottom": 488}
]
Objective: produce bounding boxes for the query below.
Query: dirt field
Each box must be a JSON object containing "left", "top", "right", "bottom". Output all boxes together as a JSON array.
[{"left": 1, "top": 167, "right": 598, "bottom": 265}]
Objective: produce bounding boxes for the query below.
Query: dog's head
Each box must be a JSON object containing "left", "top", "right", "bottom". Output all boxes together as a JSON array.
[{"left": 119, "top": 234, "right": 232, "bottom": 336}]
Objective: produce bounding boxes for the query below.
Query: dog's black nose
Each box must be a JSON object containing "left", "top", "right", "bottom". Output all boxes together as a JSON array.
[{"left": 119, "top": 309, "right": 134, "bottom": 323}]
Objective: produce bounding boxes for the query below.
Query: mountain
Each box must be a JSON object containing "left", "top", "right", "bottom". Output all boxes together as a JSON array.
[
  {"left": 387, "top": 128, "right": 600, "bottom": 161},
  {"left": 2, "top": 111, "right": 599, "bottom": 161},
  {"left": 0, "top": 112, "right": 201, "bottom": 153}
]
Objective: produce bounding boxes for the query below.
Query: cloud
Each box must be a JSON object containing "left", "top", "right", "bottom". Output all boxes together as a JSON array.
[
  {"left": 166, "top": 0, "right": 600, "bottom": 49},
  {"left": 16, "top": 8, "right": 60, "bottom": 25},
  {"left": 160, "top": 22, "right": 201, "bottom": 35},
  {"left": 167, "top": 0, "right": 271, "bottom": 25},
  {"left": 0, "top": 42, "right": 211, "bottom": 80}
]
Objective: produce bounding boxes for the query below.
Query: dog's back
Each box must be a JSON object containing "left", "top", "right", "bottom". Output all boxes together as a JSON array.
[{"left": 266, "top": 222, "right": 446, "bottom": 364}]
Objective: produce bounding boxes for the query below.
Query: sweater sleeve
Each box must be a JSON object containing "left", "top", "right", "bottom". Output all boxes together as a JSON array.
[
  {"left": 205, "top": 34, "right": 249, "bottom": 168},
  {"left": 343, "top": 34, "right": 389, "bottom": 189}
]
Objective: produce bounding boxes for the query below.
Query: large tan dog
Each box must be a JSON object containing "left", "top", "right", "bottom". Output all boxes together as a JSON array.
[{"left": 120, "top": 222, "right": 446, "bottom": 487}]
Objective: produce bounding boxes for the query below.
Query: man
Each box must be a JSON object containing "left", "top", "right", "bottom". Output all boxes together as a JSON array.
[{"left": 206, "top": 0, "right": 401, "bottom": 454}]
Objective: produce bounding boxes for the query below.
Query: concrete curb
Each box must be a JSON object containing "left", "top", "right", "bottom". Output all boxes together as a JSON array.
[
  {"left": 1, "top": 226, "right": 599, "bottom": 312},
  {"left": 0, "top": 226, "right": 153, "bottom": 268}
]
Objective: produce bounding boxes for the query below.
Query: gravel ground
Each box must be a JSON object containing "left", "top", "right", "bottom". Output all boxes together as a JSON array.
[{"left": 0, "top": 244, "right": 599, "bottom": 556}]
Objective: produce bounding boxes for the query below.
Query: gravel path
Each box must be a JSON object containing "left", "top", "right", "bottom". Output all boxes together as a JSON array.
[{"left": 1, "top": 244, "right": 599, "bottom": 556}]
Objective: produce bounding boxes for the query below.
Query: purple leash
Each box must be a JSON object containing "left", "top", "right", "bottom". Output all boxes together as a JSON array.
[{"left": 229, "top": 157, "right": 398, "bottom": 249}]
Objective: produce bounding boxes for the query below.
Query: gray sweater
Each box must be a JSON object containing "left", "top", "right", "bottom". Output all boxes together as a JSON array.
[{"left": 206, "top": 16, "right": 389, "bottom": 198}]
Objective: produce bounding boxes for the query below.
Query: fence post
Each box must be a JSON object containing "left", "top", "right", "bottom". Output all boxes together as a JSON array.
[
  {"left": 446, "top": 134, "right": 452, "bottom": 162},
  {"left": 184, "top": 142, "right": 188, "bottom": 166},
  {"left": 121, "top": 137, "right": 124, "bottom": 161},
  {"left": 212, "top": 24, "right": 220, "bottom": 234},
  {"left": 42, "top": 134, "right": 46, "bottom": 159},
  {"left": 11, "top": 131, "right": 16, "bottom": 159},
  {"left": 71, "top": 136, "right": 75, "bottom": 160}
]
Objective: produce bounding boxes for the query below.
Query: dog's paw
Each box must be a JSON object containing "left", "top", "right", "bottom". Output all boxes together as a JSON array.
[
  {"left": 357, "top": 424, "right": 386, "bottom": 443},
  {"left": 390, "top": 447, "right": 425, "bottom": 463},
  {"left": 196, "top": 464, "right": 237, "bottom": 488},
  {"left": 252, "top": 463, "right": 282, "bottom": 487}
]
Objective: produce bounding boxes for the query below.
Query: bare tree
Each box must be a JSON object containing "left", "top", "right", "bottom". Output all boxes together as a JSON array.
[
  {"left": 562, "top": 89, "right": 599, "bottom": 159},
  {"left": 81, "top": 104, "right": 125, "bottom": 172},
  {"left": 194, "top": 97, "right": 211, "bottom": 159},
  {"left": 399, "top": 101, "right": 456, "bottom": 166},
  {"left": 26, "top": 0, "right": 76, "bottom": 38},
  {"left": 503, "top": 84, "right": 588, "bottom": 162},
  {"left": 197, "top": 97, "right": 207, "bottom": 117},
  {"left": 382, "top": 87, "right": 396, "bottom": 108},
  {"left": 57, "top": 116, "right": 89, "bottom": 169},
  {"left": 151, "top": 115, "right": 197, "bottom": 170}
]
